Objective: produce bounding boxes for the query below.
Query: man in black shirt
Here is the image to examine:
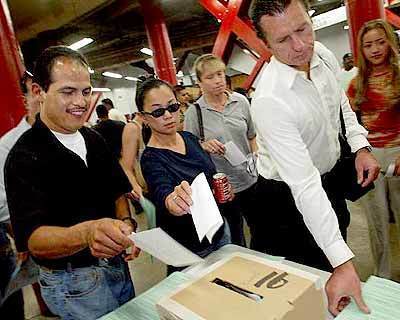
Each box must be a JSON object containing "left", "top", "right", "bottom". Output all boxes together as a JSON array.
[
  {"left": 5, "top": 46, "right": 139, "bottom": 320},
  {"left": 93, "top": 104, "right": 125, "bottom": 159}
]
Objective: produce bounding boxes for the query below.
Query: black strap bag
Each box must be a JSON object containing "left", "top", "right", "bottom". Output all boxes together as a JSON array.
[{"left": 324, "top": 108, "right": 374, "bottom": 202}]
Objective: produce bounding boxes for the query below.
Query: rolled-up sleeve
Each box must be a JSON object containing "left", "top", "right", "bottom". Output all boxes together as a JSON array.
[{"left": 252, "top": 96, "right": 354, "bottom": 267}]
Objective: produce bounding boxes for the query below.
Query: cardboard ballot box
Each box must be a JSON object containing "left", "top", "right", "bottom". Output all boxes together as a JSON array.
[{"left": 157, "top": 253, "right": 325, "bottom": 320}]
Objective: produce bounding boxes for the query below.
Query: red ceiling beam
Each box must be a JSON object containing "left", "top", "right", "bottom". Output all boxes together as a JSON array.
[
  {"left": 0, "top": 0, "right": 25, "bottom": 136},
  {"left": 199, "top": 0, "right": 270, "bottom": 58},
  {"left": 386, "top": 8, "right": 400, "bottom": 29}
]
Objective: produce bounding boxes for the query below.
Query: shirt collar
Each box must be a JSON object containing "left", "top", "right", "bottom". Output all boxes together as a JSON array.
[
  {"left": 196, "top": 91, "right": 237, "bottom": 109},
  {"left": 270, "top": 50, "right": 322, "bottom": 88}
]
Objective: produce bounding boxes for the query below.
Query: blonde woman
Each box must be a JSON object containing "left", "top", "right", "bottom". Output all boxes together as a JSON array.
[
  {"left": 347, "top": 19, "right": 400, "bottom": 279},
  {"left": 184, "top": 54, "right": 258, "bottom": 248}
]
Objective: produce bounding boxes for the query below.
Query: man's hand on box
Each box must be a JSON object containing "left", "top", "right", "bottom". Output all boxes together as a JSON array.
[{"left": 325, "top": 260, "right": 370, "bottom": 316}]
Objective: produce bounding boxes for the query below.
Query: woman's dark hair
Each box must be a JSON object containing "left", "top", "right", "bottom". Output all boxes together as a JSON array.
[
  {"left": 33, "top": 45, "right": 89, "bottom": 92},
  {"left": 135, "top": 78, "right": 174, "bottom": 112},
  {"left": 251, "top": 0, "right": 310, "bottom": 40},
  {"left": 135, "top": 78, "right": 175, "bottom": 144}
]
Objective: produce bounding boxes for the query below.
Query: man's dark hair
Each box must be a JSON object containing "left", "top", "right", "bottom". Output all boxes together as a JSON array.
[
  {"left": 101, "top": 98, "right": 114, "bottom": 108},
  {"left": 343, "top": 53, "right": 353, "bottom": 61},
  {"left": 32, "top": 46, "right": 89, "bottom": 92},
  {"left": 20, "top": 70, "right": 33, "bottom": 95},
  {"left": 173, "top": 85, "right": 185, "bottom": 93},
  {"left": 96, "top": 104, "right": 109, "bottom": 118},
  {"left": 251, "top": 0, "right": 310, "bottom": 40}
]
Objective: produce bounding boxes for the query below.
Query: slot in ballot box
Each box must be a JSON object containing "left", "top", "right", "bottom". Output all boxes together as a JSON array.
[{"left": 156, "top": 253, "right": 325, "bottom": 320}]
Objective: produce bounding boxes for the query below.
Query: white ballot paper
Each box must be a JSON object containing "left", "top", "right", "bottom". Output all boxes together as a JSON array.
[
  {"left": 190, "top": 172, "right": 224, "bottom": 243},
  {"left": 129, "top": 228, "right": 203, "bottom": 267},
  {"left": 224, "top": 141, "right": 247, "bottom": 166}
]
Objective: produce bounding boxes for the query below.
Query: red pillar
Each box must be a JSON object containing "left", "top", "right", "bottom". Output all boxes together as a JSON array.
[
  {"left": 345, "top": 0, "right": 385, "bottom": 58},
  {"left": 0, "top": 0, "right": 25, "bottom": 136},
  {"left": 139, "top": 0, "right": 177, "bottom": 85}
]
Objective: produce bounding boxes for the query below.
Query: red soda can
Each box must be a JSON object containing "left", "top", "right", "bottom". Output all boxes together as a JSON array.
[{"left": 213, "top": 173, "right": 230, "bottom": 203}]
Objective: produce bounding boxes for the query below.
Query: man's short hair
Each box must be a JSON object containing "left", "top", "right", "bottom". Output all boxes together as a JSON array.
[
  {"left": 96, "top": 104, "right": 109, "bottom": 118},
  {"left": 101, "top": 98, "right": 114, "bottom": 108},
  {"left": 32, "top": 46, "right": 89, "bottom": 92},
  {"left": 173, "top": 85, "right": 186, "bottom": 93},
  {"left": 343, "top": 53, "right": 353, "bottom": 61},
  {"left": 251, "top": 0, "right": 310, "bottom": 40},
  {"left": 20, "top": 70, "right": 33, "bottom": 95}
]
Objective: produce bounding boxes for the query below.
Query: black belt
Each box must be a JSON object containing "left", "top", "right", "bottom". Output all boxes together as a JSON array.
[{"left": 37, "top": 255, "right": 122, "bottom": 272}]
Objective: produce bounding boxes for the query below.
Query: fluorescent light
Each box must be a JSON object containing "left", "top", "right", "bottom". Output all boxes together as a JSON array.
[
  {"left": 102, "top": 71, "right": 122, "bottom": 79},
  {"left": 344, "top": 25, "right": 349, "bottom": 30},
  {"left": 140, "top": 48, "right": 153, "bottom": 56},
  {"left": 125, "top": 76, "right": 139, "bottom": 81},
  {"left": 68, "top": 37, "right": 94, "bottom": 51},
  {"left": 308, "top": 9, "right": 316, "bottom": 16},
  {"left": 177, "top": 71, "right": 184, "bottom": 77},
  {"left": 243, "top": 49, "right": 251, "bottom": 55},
  {"left": 312, "top": 6, "right": 347, "bottom": 31},
  {"left": 92, "top": 88, "right": 111, "bottom": 92},
  {"left": 88, "top": 67, "right": 95, "bottom": 74}
]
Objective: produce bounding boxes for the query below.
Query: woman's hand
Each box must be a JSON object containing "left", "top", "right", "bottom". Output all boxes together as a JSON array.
[
  {"left": 165, "top": 181, "right": 193, "bottom": 216},
  {"left": 201, "top": 139, "right": 225, "bottom": 155}
]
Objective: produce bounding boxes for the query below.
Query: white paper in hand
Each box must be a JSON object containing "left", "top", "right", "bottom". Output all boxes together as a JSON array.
[
  {"left": 224, "top": 141, "right": 247, "bottom": 166},
  {"left": 190, "top": 173, "right": 223, "bottom": 243},
  {"left": 129, "top": 228, "right": 203, "bottom": 267}
]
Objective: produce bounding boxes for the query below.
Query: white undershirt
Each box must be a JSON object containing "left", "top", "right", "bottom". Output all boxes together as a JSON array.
[{"left": 51, "top": 130, "right": 87, "bottom": 165}]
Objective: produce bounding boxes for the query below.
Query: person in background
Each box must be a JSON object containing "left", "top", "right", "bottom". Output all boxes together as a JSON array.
[
  {"left": 347, "top": 19, "right": 400, "bottom": 280},
  {"left": 173, "top": 85, "right": 192, "bottom": 131},
  {"left": 250, "top": 0, "right": 379, "bottom": 316},
  {"left": 5, "top": 46, "right": 139, "bottom": 320},
  {"left": 0, "top": 71, "right": 40, "bottom": 319},
  {"left": 102, "top": 98, "right": 127, "bottom": 123},
  {"left": 120, "top": 111, "right": 147, "bottom": 201},
  {"left": 93, "top": 104, "right": 126, "bottom": 159},
  {"left": 184, "top": 54, "right": 259, "bottom": 248},
  {"left": 138, "top": 78, "right": 232, "bottom": 274},
  {"left": 338, "top": 53, "right": 358, "bottom": 91}
]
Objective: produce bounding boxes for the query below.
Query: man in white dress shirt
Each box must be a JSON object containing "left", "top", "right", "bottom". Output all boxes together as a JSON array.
[{"left": 250, "top": 0, "right": 380, "bottom": 316}]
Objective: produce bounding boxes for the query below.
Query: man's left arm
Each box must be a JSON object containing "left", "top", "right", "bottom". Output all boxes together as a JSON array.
[
  {"left": 340, "top": 90, "right": 380, "bottom": 186},
  {"left": 114, "top": 195, "right": 140, "bottom": 260}
]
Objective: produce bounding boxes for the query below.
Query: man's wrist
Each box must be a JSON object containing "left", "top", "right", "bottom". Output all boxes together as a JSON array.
[{"left": 356, "top": 146, "right": 372, "bottom": 155}]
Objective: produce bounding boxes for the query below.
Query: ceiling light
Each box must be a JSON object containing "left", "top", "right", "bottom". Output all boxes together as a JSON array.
[
  {"left": 92, "top": 88, "right": 111, "bottom": 92},
  {"left": 68, "top": 37, "right": 94, "bottom": 51},
  {"left": 308, "top": 9, "right": 316, "bottom": 16},
  {"left": 243, "top": 49, "right": 251, "bottom": 55},
  {"left": 140, "top": 48, "right": 153, "bottom": 56},
  {"left": 343, "top": 25, "right": 349, "bottom": 30},
  {"left": 312, "top": 6, "right": 347, "bottom": 31},
  {"left": 102, "top": 71, "right": 123, "bottom": 79},
  {"left": 177, "top": 71, "right": 184, "bottom": 77},
  {"left": 125, "top": 76, "right": 139, "bottom": 81},
  {"left": 88, "top": 67, "right": 95, "bottom": 74}
]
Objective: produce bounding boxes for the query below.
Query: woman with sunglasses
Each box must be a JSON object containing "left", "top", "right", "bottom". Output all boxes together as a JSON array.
[
  {"left": 184, "top": 54, "right": 258, "bottom": 248},
  {"left": 138, "top": 78, "right": 232, "bottom": 273},
  {"left": 347, "top": 19, "right": 400, "bottom": 279}
]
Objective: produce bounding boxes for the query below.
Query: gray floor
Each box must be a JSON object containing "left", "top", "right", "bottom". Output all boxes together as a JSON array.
[{"left": 24, "top": 201, "right": 400, "bottom": 319}]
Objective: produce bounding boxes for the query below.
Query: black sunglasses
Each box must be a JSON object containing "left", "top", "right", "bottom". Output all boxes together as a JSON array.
[{"left": 142, "top": 102, "right": 180, "bottom": 118}]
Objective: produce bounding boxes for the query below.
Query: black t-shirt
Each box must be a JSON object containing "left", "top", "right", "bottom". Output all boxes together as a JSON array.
[
  {"left": 5, "top": 118, "right": 131, "bottom": 269},
  {"left": 93, "top": 119, "right": 125, "bottom": 159},
  {"left": 141, "top": 131, "right": 224, "bottom": 253}
]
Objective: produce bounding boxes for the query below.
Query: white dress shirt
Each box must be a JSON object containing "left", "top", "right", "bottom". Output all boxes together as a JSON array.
[
  {"left": 51, "top": 130, "right": 88, "bottom": 165},
  {"left": 109, "top": 108, "right": 127, "bottom": 123},
  {"left": 0, "top": 117, "right": 31, "bottom": 222},
  {"left": 251, "top": 41, "right": 370, "bottom": 268}
]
